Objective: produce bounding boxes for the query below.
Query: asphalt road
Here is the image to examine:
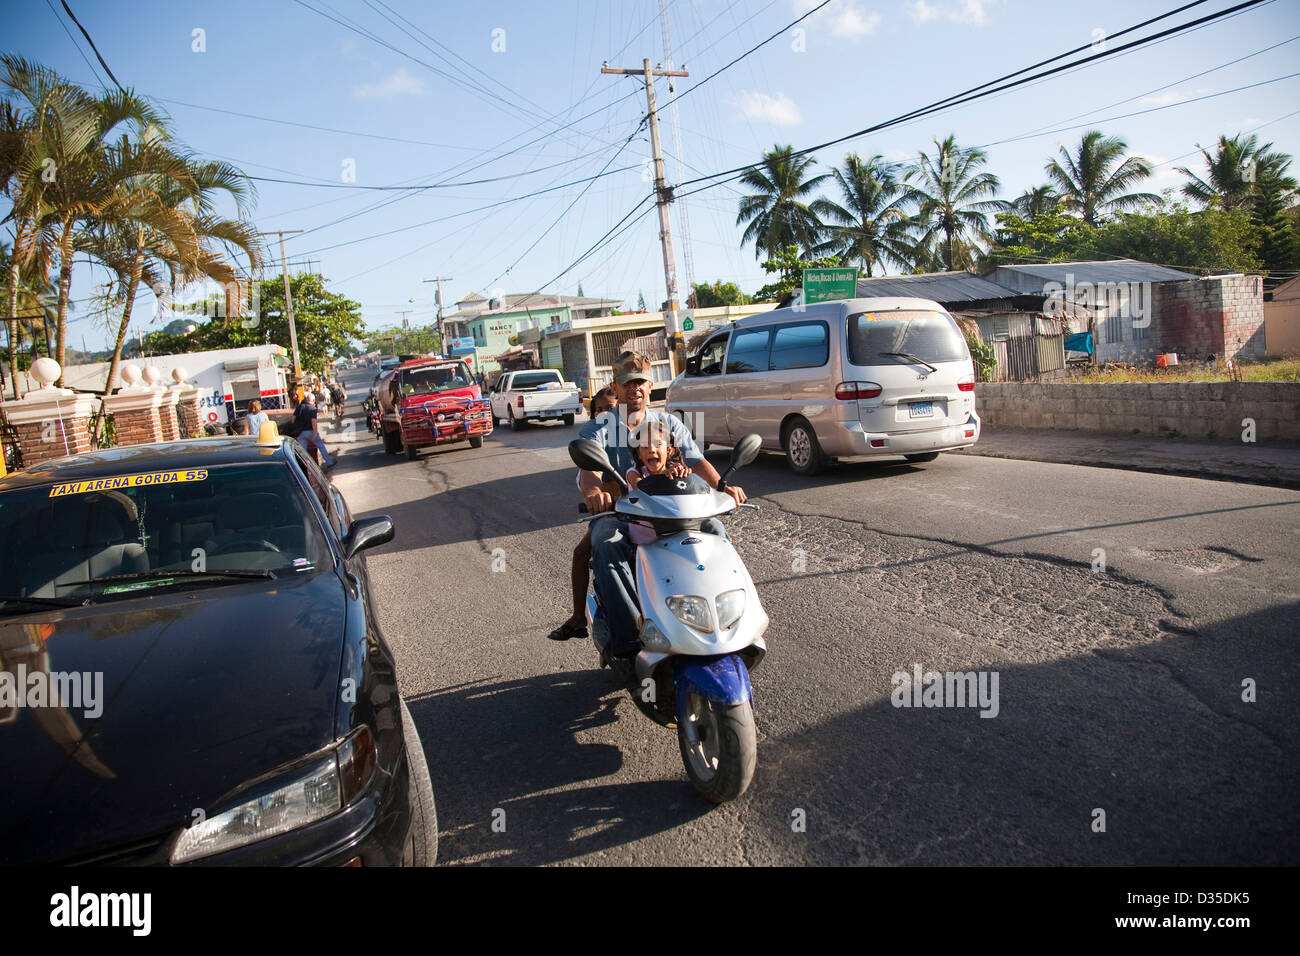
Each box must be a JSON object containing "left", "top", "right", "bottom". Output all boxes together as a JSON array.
[{"left": 327, "top": 366, "right": 1299, "bottom": 866}]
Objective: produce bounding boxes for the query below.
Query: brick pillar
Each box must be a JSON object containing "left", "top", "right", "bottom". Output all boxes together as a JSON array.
[
  {"left": 159, "top": 389, "right": 182, "bottom": 441},
  {"left": 0, "top": 358, "right": 98, "bottom": 468},
  {"left": 101, "top": 394, "right": 167, "bottom": 446}
]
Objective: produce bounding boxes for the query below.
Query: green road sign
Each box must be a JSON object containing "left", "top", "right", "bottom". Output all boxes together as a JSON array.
[
  {"left": 682, "top": 316, "right": 694, "bottom": 331},
  {"left": 803, "top": 267, "right": 858, "bottom": 304}
]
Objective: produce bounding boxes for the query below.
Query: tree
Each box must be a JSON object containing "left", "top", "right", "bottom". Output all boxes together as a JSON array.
[
  {"left": 987, "top": 209, "right": 1098, "bottom": 267},
  {"left": 817, "top": 153, "right": 915, "bottom": 275},
  {"left": 692, "top": 280, "right": 746, "bottom": 308},
  {"left": 141, "top": 273, "right": 364, "bottom": 374},
  {"left": 750, "top": 245, "right": 841, "bottom": 303},
  {"left": 576, "top": 281, "right": 584, "bottom": 297},
  {"left": 1046, "top": 130, "right": 1160, "bottom": 226},
  {"left": 1177, "top": 133, "right": 1296, "bottom": 212},
  {"left": 1010, "top": 184, "right": 1062, "bottom": 218},
  {"left": 736, "top": 145, "right": 835, "bottom": 260},
  {"left": 636, "top": 290, "right": 646, "bottom": 310},
  {"left": 904, "top": 134, "right": 1006, "bottom": 271}
]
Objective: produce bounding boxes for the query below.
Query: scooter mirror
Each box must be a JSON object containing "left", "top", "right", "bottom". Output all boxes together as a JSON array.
[
  {"left": 730, "top": 433, "right": 762, "bottom": 470},
  {"left": 569, "top": 438, "right": 616, "bottom": 477}
]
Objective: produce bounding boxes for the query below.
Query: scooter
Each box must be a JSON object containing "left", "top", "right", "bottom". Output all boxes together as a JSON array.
[{"left": 570, "top": 434, "right": 768, "bottom": 803}]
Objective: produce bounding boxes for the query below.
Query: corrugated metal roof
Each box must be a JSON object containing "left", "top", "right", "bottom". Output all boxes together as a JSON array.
[
  {"left": 854, "top": 271, "right": 1017, "bottom": 303},
  {"left": 993, "top": 259, "right": 1197, "bottom": 285}
]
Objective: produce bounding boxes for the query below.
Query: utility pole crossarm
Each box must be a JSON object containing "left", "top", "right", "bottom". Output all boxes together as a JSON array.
[{"left": 600, "top": 66, "right": 688, "bottom": 77}]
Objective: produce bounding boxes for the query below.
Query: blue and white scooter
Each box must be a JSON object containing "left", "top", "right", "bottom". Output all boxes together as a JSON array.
[{"left": 571, "top": 434, "right": 768, "bottom": 803}]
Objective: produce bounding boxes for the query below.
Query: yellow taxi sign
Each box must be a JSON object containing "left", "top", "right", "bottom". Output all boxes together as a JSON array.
[{"left": 48, "top": 469, "right": 209, "bottom": 498}]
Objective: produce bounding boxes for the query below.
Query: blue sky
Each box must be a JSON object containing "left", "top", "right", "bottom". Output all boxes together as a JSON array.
[{"left": 5, "top": 0, "right": 1299, "bottom": 351}]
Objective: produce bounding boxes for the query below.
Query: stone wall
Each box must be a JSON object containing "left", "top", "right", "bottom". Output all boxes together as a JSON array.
[
  {"left": 976, "top": 381, "right": 1299, "bottom": 441},
  {"left": 1149, "top": 275, "right": 1266, "bottom": 362}
]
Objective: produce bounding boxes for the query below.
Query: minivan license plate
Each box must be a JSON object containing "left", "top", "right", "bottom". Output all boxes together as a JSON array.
[{"left": 909, "top": 402, "right": 934, "bottom": 418}]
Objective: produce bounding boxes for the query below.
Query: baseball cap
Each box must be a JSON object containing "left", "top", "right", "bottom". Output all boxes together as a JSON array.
[{"left": 612, "top": 350, "right": 653, "bottom": 384}]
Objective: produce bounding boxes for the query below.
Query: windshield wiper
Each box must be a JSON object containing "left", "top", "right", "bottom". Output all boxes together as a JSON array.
[
  {"left": 64, "top": 569, "right": 279, "bottom": 587},
  {"left": 879, "top": 351, "right": 939, "bottom": 373},
  {"left": 0, "top": 594, "right": 90, "bottom": 609}
]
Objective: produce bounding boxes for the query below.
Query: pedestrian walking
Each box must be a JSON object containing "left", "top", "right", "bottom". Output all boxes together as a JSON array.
[{"left": 293, "top": 394, "right": 335, "bottom": 469}]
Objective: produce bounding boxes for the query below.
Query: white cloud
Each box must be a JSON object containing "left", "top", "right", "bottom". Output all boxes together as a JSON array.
[
  {"left": 795, "top": 0, "right": 882, "bottom": 38},
  {"left": 728, "top": 90, "right": 802, "bottom": 125},
  {"left": 352, "top": 67, "right": 427, "bottom": 100},
  {"left": 906, "top": 0, "right": 1000, "bottom": 26}
]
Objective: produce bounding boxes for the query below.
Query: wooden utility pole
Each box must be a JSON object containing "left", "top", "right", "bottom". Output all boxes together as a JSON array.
[
  {"left": 259, "top": 230, "right": 304, "bottom": 397},
  {"left": 423, "top": 276, "right": 453, "bottom": 354},
  {"left": 602, "top": 58, "right": 688, "bottom": 369}
]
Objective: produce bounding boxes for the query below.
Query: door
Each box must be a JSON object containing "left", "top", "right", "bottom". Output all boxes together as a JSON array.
[{"left": 675, "top": 331, "right": 729, "bottom": 446}]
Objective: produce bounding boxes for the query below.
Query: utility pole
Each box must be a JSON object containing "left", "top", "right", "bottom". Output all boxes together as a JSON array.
[
  {"left": 259, "top": 230, "right": 304, "bottom": 397},
  {"left": 396, "top": 310, "right": 413, "bottom": 355},
  {"left": 602, "top": 58, "right": 688, "bottom": 371},
  {"left": 423, "top": 277, "right": 453, "bottom": 354}
]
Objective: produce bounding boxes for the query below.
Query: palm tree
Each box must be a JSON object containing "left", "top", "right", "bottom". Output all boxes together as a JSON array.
[
  {"left": 1176, "top": 133, "right": 1296, "bottom": 212},
  {"left": 736, "top": 145, "right": 836, "bottom": 260},
  {"left": 95, "top": 150, "right": 262, "bottom": 399},
  {"left": 816, "top": 154, "right": 916, "bottom": 275},
  {"left": 1046, "top": 130, "right": 1160, "bottom": 226},
  {"left": 1010, "top": 184, "right": 1062, "bottom": 218},
  {"left": 904, "top": 134, "right": 1006, "bottom": 271}
]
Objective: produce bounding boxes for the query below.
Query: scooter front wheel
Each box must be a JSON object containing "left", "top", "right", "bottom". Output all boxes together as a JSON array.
[{"left": 677, "top": 693, "right": 756, "bottom": 803}]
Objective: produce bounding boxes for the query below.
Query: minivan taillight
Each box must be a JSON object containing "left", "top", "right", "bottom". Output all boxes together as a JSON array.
[
  {"left": 835, "top": 381, "right": 882, "bottom": 400},
  {"left": 957, "top": 380, "right": 975, "bottom": 392}
]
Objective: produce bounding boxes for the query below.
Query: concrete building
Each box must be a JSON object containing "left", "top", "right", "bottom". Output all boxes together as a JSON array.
[{"left": 1263, "top": 274, "right": 1300, "bottom": 354}]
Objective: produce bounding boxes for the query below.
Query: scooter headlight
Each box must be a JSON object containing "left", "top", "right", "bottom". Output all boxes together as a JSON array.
[
  {"left": 715, "top": 589, "right": 746, "bottom": 630},
  {"left": 666, "top": 595, "right": 713, "bottom": 634},
  {"left": 640, "top": 618, "right": 672, "bottom": 652}
]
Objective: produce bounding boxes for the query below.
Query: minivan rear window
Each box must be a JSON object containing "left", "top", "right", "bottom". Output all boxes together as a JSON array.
[{"left": 846, "top": 310, "right": 968, "bottom": 366}]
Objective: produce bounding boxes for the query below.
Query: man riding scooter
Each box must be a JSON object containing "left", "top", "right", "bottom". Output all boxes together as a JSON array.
[{"left": 576, "top": 351, "right": 746, "bottom": 658}]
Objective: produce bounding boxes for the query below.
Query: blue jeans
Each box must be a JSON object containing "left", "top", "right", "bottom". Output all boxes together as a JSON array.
[
  {"left": 297, "top": 429, "right": 334, "bottom": 467},
  {"left": 589, "top": 514, "right": 729, "bottom": 656}
]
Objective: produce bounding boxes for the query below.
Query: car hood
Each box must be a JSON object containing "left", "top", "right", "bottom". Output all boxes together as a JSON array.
[{"left": 0, "top": 571, "right": 347, "bottom": 864}]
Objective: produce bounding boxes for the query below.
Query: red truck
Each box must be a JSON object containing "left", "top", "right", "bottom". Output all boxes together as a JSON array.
[{"left": 377, "top": 357, "right": 492, "bottom": 460}]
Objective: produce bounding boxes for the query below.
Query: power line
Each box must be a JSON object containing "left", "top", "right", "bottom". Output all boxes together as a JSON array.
[{"left": 58, "top": 0, "right": 122, "bottom": 91}]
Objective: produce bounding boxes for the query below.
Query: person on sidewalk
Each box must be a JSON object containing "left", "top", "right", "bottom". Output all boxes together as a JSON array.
[{"left": 293, "top": 395, "right": 335, "bottom": 469}]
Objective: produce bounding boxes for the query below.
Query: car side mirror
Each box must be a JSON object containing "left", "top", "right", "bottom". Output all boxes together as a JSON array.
[
  {"left": 686, "top": 355, "right": 700, "bottom": 376},
  {"left": 343, "top": 515, "right": 394, "bottom": 559}
]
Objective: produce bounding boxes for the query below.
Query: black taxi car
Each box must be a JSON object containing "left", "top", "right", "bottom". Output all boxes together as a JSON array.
[{"left": 0, "top": 436, "right": 437, "bottom": 865}]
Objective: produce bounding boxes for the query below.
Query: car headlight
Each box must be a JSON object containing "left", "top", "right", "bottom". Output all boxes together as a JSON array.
[
  {"left": 170, "top": 726, "right": 375, "bottom": 864},
  {"left": 666, "top": 595, "right": 713, "bottom": 633},
  {"left": 640, "top": 617, "right": 671, "bottom": 651},
  {"left": 715, "top": 589, "right": 746, "bottom": 630}
]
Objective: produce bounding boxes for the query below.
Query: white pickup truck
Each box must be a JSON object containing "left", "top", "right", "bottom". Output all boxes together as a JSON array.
[{"left": 489, "top": 369, "right": 583, "bottom": 430}]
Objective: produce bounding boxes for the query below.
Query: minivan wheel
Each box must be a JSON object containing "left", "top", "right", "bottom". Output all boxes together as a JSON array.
[
  {"left": 905, "top": 452, "right": 940, "bottom": 463},
  {"left": 783, "top": 418, "right": 824, "bottom": 476}
]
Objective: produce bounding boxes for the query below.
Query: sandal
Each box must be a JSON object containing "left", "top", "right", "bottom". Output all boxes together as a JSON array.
[{"left": 547, "top": 621, "right": 588, "bottom": 641}]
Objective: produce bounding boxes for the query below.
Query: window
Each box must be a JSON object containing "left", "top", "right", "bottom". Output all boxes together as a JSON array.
[
  {"left": 846, "top": 311, "right": 967, "bottom": 366},
  {"left": 991, "top": 317, "right": 1010, "bottom": 341},
  {"left": 726, "top": 328, "right": 771, "bottom": 373},
  {"left": 694, "top": 333, "right": 729, "bottom": 376},
  {"left": 769, "top": 322, "right": 829, "bottom": 370}
]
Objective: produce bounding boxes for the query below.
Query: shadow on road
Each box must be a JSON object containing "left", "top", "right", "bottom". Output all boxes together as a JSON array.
[{"left": 406, "top": 669, "right": 712, "bottom": 866}]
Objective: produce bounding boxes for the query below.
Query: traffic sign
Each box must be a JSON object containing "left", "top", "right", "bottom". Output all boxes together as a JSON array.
[
  {"left": 803, "top": 267, "right": 858, "bottom": 304},
  {"left": 682, "top": 316, "right": 694, "bottom": 331}
]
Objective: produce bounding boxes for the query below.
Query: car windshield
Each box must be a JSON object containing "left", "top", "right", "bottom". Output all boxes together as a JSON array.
[
  {"left": 846, "top": 310, "right": 969, "bottom": 366},
  {"left": 402, "top": 364, "right": 471, "bottom": 395},
  {"left": 0, "top": 462, "right": 332, "bottom": 609}
]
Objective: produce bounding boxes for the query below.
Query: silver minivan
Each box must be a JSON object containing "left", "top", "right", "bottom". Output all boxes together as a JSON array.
[{"left": 665, "top": 296, "right": 980, "bottom": 474}]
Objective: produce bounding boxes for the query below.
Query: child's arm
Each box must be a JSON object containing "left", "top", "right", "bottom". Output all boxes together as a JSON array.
[{"left": 626, "top": 466, "right": 642, "bottom": 490}]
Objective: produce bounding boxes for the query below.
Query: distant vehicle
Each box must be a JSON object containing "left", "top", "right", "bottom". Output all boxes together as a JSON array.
[
  {"left": 0, "top": 437, "right": 437, "bottom": 865},
  {"left": 376, "top": 358, "right": 491, "bottom": 460},
  {"left": 666, "top": 297, "right": 980, "bottom": 475},
  {"left": 489, "top": 369, "right": 583, "bottom": 430},
  {"left": 379, "top": 356, "right": 400, "bottom": 371}
]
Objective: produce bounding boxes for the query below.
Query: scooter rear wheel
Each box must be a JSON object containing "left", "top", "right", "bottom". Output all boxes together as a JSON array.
[{"left": 677, "top": 693, "right": 756, "bottom": 803}]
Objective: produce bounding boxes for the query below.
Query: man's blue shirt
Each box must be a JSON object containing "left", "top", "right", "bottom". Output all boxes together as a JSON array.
[{"left": 578, "top": 407, "right": 704, "bottom": 477}]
